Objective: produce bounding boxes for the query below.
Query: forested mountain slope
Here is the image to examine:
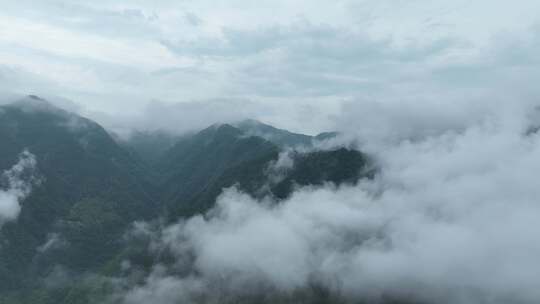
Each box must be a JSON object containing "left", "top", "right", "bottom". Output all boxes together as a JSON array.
[
  {"left": 0, "top": 96, "right": 157, "bottom": 290},
  {"left": 0, "top": 96, "right": 373, "bottom": 304}
]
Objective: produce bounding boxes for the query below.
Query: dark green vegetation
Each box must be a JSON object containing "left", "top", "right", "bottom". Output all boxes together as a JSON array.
[
  {"left": 0, "top": 96, "right": 156, "bottom": 293},
  {"left": 0, "top": 96, "right": 372, "bottom": 304}
]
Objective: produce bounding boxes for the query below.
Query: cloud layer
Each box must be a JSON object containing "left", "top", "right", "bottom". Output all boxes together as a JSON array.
[{"left": 114, "top": 99, "right": 540, "bottom": 304}]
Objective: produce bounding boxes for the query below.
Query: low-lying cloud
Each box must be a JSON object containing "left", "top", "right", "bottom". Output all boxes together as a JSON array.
[
  {"left": 0, "top": 150, "right": 38, "bottom": 227},
  {"left": 115, "top": 100, "right": 540, "bottom": 304}
]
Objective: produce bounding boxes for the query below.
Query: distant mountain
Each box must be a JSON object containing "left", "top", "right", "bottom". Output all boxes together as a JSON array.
[
  {"left": 234, "top": 119, "right": 314, "bottom": 147},
  {"left": 234, "top": 119, "right": 341, "bottom": 148},
  {"left": 314, "top": 131, "right": 340, "bottom": 141},
  {"left": 0, "top": 96, "right": 373, "bottom": 304},
  {"left": 118, "top": 130, "right": 181, "bottom": 165}
]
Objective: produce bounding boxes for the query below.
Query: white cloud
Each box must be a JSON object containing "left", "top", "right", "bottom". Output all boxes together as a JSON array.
[
  {"left": 118, "top": 99, "right": 540, "bottom": 303},
  {"left": 0, "top": 150, "right": 38, "bottom": 227}
]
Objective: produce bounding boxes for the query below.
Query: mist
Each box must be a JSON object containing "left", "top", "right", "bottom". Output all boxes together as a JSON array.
[
  {"left": 0, "top": 150, "right": 38, "bottom": 227},
  {"left": 106, "top": 98, "right": 540, "bottom": 304}
]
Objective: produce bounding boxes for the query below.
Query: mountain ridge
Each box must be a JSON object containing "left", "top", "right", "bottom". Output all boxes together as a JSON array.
[{"left": 0, "top": 96, "right": 373, "bottom": 304}]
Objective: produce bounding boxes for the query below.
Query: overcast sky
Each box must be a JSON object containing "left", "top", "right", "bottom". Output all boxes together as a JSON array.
[{"left": 1, "top": 0, "right": 540, "bottom": 134}]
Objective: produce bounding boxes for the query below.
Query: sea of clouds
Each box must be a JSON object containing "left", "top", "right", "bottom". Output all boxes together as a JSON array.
[{"left": 115, "top": 99, "right": 540, "bottom": 304}]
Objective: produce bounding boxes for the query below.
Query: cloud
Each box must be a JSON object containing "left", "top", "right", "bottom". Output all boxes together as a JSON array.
[
  {"left": 36, "top": 233, "right": 66, "bottom": 253},
  {"left": 123, "top": 267, "right": 207, "bottom": 304},
  {"left": 115, "top": 98, "right": 540, "bottom": 303},
  {"left": 1, "top": 1, "right": 162, "bottom": 40},
  {"left": 264, "top": 150, "right": 295, "bottom": 184},
  {"left": 0, "top": 150, "right": 39, "bottom": 227},
  {"left": 162, "top": 20, "right": 461, "bottom": 98}
]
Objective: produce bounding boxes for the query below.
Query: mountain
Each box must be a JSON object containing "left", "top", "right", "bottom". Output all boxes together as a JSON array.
[
  {"left": 155, "top": 124, "right": 280, "bottom": 219},
  {"left": 314, "top": 131, "right": 340, "bottom": 141},
  {"left": 0, "top": 96, "right": 373, "bottom": 304},
  {"left": 0, "top": 96, "right": 156, "bottom": 291},
  {"left": 234, "top": 119, "right": 314, "bottom": 147},
  {"left": 234, "top": 119, "right": 341, "bottom": 148},
  {"left": 269, "top": 148, "right": 374, "bottom": 198},
  {"left": 178, "top": 147, "right": 373, "bottom": 219},
  {"left": 152, "top": 123, "right": 371, "bottom": 220}
]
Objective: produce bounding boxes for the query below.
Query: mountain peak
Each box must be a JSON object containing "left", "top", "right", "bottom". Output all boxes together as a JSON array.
[
  {"left": 235, "top": 119, "right": 274, "bottom": 130},
  {"left": 234, "top": 119, "right": 313, "bottom": 147},
  {"left": 5, "top": 95, "right": 67, "bottom": 116},
  {"left": 236, "top": 118, "right": 264, "bottom": 126},
  {"left": 27, "top": 94, "right": 46, "bottom": 101},
  {"left": 315, "top": 131, "right": 339, "bottom": 141},
  {"left": 200, "top": 123, "right": 243, "bottom": 138}
]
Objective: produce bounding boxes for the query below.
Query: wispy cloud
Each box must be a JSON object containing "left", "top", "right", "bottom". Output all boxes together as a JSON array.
[{"left": 0, "top": 150, "right": 39, "bottom": 227}]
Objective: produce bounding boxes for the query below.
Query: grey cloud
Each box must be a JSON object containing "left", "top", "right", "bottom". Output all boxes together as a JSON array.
[
  {"left": 163, "top": 21, "right": 448, "bottom": 59},
  {"left": 432, "top": 25, "right": 540, "bottom": 92},
  {"left": 329, "top": 26, "right": 540, "bottom": 146},
  {"left": 162, "top": 21, "right": 462, "bottom": 97},
  {"left": 184, "top": 12, "right": 203, "bottom": 27},
  {"left": 2, "top": 1, "right": 162, "bottom": 40}
]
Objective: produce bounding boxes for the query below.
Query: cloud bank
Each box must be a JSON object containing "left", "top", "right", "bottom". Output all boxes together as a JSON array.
[{"left": 114, "top": 99, "right": 540, "bottom": 304}]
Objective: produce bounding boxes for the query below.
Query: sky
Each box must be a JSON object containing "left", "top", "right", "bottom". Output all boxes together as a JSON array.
[{"left": 1, "top": 0, "right": 540, "bottom": 134}]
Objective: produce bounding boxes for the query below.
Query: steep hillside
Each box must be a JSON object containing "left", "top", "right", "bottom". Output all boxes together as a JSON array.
[
  {"left": 155, "top": 124, "right": 279, "bottom": 219},
  {"left": 0, "top": 98, "right": 373, "bottom": 304},
  {"left": 178, "top": 147, "right": 372, "bottom": 219},
  {"left": 0, "top": 96, "right": 156, "bottom": 290},
  {"left": 153, "top": 123, "right": 371, "bottom": 220}
]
